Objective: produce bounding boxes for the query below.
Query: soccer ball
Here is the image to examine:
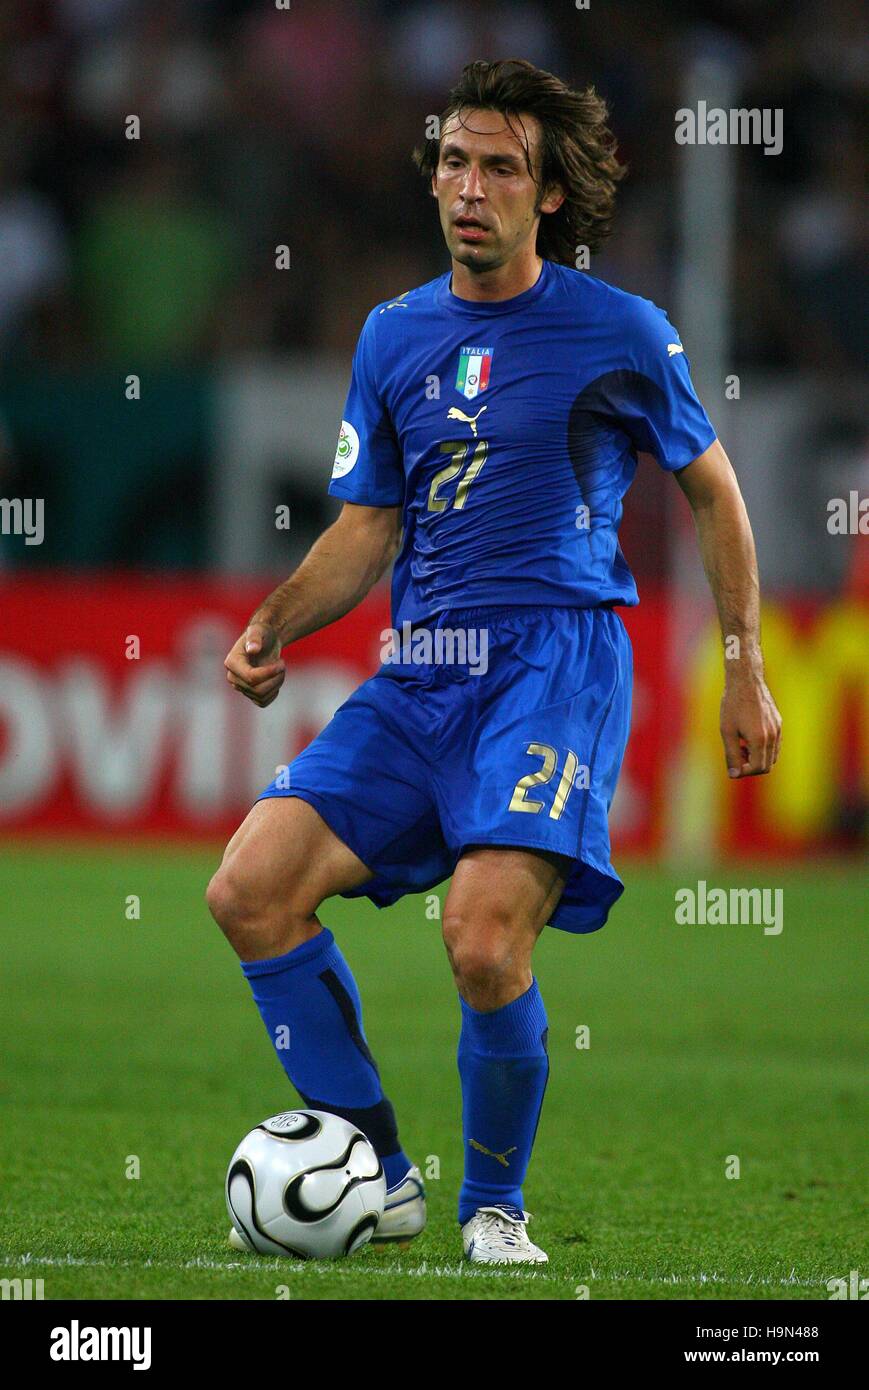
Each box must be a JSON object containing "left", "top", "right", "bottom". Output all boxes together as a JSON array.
[{"left": 225, "top": 1110, "right": 385, "bottom": 1259}]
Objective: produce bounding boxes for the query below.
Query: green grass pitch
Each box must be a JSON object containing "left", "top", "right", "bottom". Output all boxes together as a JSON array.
[{"left": 0, "top": 844, "right": 865, "bottom": 1301}]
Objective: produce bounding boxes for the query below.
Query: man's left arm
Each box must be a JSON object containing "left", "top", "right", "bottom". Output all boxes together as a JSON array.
[{"left": 674, "top": 438, "right": 782, "bottom": 778}]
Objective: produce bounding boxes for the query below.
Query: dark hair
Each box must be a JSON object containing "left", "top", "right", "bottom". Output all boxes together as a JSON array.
[{"left": 413, "top": 58, "right": 626, "bottom": 263}]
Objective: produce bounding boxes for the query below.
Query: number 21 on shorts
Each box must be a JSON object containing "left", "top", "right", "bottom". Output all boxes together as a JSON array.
[{"left": 508, "top": 742, "right": 589, "bottom": 821}]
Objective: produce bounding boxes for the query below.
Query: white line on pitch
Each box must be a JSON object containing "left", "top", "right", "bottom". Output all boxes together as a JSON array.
[{"left": 1, "top": 1253, "right": 823, "bottom": 1289}]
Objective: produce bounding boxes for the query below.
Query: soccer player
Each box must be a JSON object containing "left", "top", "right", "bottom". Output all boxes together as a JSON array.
[{"left": 207, "top": 59, "right": 781, "bottom": 1264}]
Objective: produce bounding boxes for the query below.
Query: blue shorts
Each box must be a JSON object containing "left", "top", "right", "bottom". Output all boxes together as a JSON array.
[{"left": 258, "top": 606, "right": 633, "bottom": 933}]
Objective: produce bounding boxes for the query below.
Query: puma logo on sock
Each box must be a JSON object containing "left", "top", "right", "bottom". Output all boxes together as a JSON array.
[{"left": 470, "top": 1139, "right": 518, "bottom": 1168}]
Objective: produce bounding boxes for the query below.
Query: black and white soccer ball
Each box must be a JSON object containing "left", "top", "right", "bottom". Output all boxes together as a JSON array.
[{"left": 226, "top": 1110, "right": 386, "bottom": 1259}]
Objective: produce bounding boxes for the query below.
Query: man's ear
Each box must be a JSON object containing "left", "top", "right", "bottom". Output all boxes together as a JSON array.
[
  {"left": 430, "top": 172, "right": 438, "bottom": 199},
  {"left": 539, "top": 182, "right": 566, "bottom": 215}
]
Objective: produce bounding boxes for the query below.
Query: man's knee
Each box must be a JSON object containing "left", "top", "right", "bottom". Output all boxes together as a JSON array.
[
  {"left": 205, "top": 862, "right": 254, "bottom": 933},
  {"left": 442, "top": 904, "right": 532, "bottom": 1005},
  {"left": 205, "top": 856, "right": 310, "bottom": 958}
]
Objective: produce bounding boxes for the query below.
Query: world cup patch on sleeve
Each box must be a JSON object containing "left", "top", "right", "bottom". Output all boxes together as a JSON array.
[{"left": 332, "top": 420, "right": 360, "bottom": 477}]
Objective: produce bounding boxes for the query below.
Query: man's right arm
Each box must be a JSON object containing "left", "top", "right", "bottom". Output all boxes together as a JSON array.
[{"left": 224, "top": 501, "right": 402, "bottom": 707}]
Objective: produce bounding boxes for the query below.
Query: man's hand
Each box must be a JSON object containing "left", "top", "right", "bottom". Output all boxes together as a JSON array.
[
  {"left": 224, "top": 623, "right": 286, "bottom": 708},
  {"left": 720, "top": 667, "right": 782, "bottom": 778}
]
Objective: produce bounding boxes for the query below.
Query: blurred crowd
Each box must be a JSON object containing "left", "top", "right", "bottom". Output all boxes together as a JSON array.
[{"left": 1, "top": 0, "right": 865, "bottom": 372}]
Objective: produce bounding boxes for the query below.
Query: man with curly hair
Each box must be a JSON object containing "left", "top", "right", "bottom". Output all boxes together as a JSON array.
[{"left": 209, "top": 59, "right": 781, "bottom": 1264}]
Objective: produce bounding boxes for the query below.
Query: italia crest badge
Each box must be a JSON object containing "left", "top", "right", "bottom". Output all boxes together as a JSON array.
[{"left": 455, "top": 346, "right": 493, "bottom": 401}]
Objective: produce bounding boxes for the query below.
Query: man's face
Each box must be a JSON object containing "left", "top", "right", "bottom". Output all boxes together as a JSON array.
[{"left": 432, "top": 107, "right": 559, "bottom": 272}]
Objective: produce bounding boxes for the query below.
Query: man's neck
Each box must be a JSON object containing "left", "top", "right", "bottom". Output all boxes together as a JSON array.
[{"left": 450, "top": 252, "right": 544, "bottom": 303}]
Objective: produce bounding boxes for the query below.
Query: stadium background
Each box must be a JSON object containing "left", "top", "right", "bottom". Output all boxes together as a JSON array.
[{"left": 0, "top": 0, "right": 866, "bottom": 1302}]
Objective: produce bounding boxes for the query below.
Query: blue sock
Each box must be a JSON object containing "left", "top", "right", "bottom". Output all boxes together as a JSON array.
[
  {"left": 241, "top": 929, "right": 411, "bottom": 1190},
  {"left": 457, "top": 979, "right": 549, "bottom": 1225}
]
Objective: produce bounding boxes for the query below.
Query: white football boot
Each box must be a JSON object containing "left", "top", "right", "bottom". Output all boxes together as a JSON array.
[
  {"left": 370, "top": 1164, "right": 426, "bottom": 1245},
  {"left": 462, "top": 1204, "right": 548, "bottom": 1264}
]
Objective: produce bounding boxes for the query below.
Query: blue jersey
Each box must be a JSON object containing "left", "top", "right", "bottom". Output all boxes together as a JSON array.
[{"left": 329, "top": 258, "right": 716, "bottom": 625}]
